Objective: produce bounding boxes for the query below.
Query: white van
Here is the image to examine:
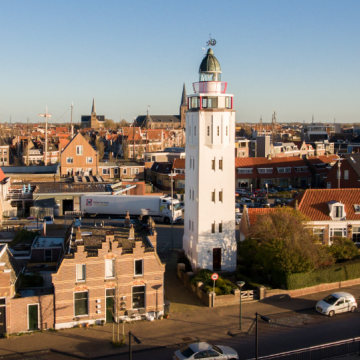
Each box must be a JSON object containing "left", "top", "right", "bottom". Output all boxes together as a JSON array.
[{"left": 316, "top": 292, "right": 357, "bottom": 316}]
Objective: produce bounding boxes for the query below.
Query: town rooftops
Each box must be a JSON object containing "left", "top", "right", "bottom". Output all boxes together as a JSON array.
[
  {"left": 34, "top": 182, "right": 111, "bottom": 194},
  {"left": 173, "top": 158, "right": 185, "bottom": 169},
  {"left": 290, "top": 189, "right": 360, "bottom": 221},
  {"left": 32, "top": 237, "right": 64, "bottom": 248}
]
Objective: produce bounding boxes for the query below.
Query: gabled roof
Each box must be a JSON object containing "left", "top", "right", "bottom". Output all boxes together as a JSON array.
[
  {"left": 290, "top": 189, "right": 360, "bottom": 221},
  {"left": 342, "top": 153, "right": 360, "bottom": 178},
  {"left": 0, "top": 247, "right": 25, "bottom": 284},
  {"left": 0, "top": 168, "right": 6, "bottom": 182}
]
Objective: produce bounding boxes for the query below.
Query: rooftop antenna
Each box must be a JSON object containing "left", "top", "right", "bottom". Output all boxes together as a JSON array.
[
  {"left": 206, "top": 34, "right": 216, "bottom": 47},
  {"left": 260, "top": 116, "right": 262, "bottom": 134}
]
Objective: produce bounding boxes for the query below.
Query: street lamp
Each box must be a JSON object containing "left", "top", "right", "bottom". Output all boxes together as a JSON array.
[
  {"left": 265, "top": 183, "right": 268, "bottom": 197},
  {"left": 168, "top": 171, "right": 176, "bottom": 251},
  {"left": 237, "top": 281, "right": 245, "bottom": 330},
  {"left": 255, "top": 312, "right": 271, "bottom": 360}
]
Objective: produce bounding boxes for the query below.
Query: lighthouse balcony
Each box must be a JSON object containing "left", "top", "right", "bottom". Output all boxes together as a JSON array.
[{"left": 192, "top": 81, "right": 227, "bottom": 95}]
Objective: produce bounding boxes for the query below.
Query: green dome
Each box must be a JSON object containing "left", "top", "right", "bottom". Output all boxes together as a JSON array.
[{"left": 199, "top": 48, "right": 221, "bottom": 73}]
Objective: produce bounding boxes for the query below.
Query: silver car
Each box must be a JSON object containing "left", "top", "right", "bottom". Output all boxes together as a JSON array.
[
  {"left": 174, "top": 342, "right": 238, "bottom": 360},
  {"left": 316, "top": 292, "right": 357, "bottom": 317}
]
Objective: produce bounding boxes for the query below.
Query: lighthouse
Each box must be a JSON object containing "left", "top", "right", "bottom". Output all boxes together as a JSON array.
[{"left": 183, "top": 46, "right": 236, "bottom": 272}]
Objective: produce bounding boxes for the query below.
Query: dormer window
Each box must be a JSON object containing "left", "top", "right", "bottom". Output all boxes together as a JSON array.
[{"left": 328, "top": 200, "right": 346, "bottom": 220}]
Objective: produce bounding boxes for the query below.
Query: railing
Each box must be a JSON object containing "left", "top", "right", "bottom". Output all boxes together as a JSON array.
[
  {"left": 250, "top": 337, "right": 360, "bottom": 360},
  {"left": 5, "top": 193, "right": 33, "bottom": 201},
  {"left": 192, "top": 81, "right": 227, "bottom": 94}
]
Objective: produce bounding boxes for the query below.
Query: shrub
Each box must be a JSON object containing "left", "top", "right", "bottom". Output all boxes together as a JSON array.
[
  {"left": 329, "top": 237, "right": 359, "bottom": 262},
  {"left": 191, "top": 270, "right": 237, "bottom": 295},
  {"left": 10, "top": 229, "right": 38, "bottom": 248}
]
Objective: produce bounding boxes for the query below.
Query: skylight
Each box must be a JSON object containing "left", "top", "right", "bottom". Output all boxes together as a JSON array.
[
  {"left": 350, "top": 156, "right": 356, "bottom": 163},
  {"left": 354, "top": 204, "right": 360, "bottom": 214}
]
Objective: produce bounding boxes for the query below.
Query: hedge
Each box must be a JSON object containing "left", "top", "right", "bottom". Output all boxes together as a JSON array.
[{"left": 273, "top": 258, "right": 360, "bottom": 290}]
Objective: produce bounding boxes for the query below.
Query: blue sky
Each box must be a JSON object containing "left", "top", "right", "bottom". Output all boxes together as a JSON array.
[{"left": 1, "top": 0, "right": 359, "bottom": 124}]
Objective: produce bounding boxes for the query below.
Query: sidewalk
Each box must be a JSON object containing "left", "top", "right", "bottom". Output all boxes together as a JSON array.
[{"left": 2, "top": 283, "right": 360, "bottom": 359}]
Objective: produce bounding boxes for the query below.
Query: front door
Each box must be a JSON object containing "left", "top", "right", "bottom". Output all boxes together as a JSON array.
[
  {"left": 106, "top": 289, "right": 115, "bottom": 323},
  {"left": 0, "top": 300, "right": 6, "bottom": 336},
  {"left": 28, "top": 304, "right": 39, "bottom": 330},
  {"left": 213, "top": 248, "right": 221, "bottom": 271}
]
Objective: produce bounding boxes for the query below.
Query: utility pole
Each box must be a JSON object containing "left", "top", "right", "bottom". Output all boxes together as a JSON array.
[
  {"left": 38, "top": 107, "right": 52, "bottom": 166},
  {"left": 27, "top": 118, "right": 30, "bottom": 166},
  {"left": 71, "top": 102, "right": 74, "bottom": 138}
]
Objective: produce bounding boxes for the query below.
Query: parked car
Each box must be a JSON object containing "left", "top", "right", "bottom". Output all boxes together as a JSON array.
[
  {"left": 316, "top": 292, "right": 357, "bottom": 317},
  {"left": 9, "top": 217, "right": 18, "bottom": 220},
  {"left": 27, "top": 216, "right": 36, "bottom": 221},
  {"left": 255, "top": 198, "right": 270, "bottom": 208},
  {"left": 43, "top": 216, "right": 54, "bottom": 225},
  {"left": 240, "top": 198, "right": 252, "bottom": 205},
  {"left": 268, "top": 188, "right": 278, "bottom": 194},
  {"left": 174, "top": 342, "right": 238, "bottom": 360}
]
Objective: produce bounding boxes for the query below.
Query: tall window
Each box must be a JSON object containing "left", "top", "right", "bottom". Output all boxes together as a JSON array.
[
  {"left": 105, "top": 259, "right": 115, "bottom": 278},
  {"left": 134, "top": 259, "right": 143, "bottom": 276},
  {"left": 192, "top": 190, "right": 194, "bottom": 201},
  {"left": 194, "top": 126, "right": 196, "bottom": 136},
  {"left": 352, "top": 227, "right": 360, "bottom": 244},
  {"left": 226, "top": 126, "right": 228, "bottom": 136},
  {"left": 219, "top": 223, "right": 223, "bottom": 233},
  {"left": 76, "top": 264, "right": 86, "bottom": 282},
  {"left": 76, "top": 145, "right": 83, "bottom": 155},
  {"left": 44, "top": 249, "right": 52, "bottom": 262},
  {"left": 74, "top": 292, "right": 88, "bottom": 316},
  {"left": 219, "top": 190, "right": 223, "bottom": 202},
  {"left": 67, "top": 157, "right": 73, "bottom": 164},
  {"left": 192, "top": 221, "right": 194, "bottom": 231},
  {"left": 207, "top": 126, "right": 210, "bottom": 136},
  {"left": 335, "top": 206, "right": 343, "bottom": 218},
  {"left": 217, "top": 126, "right": 220, "bottom": 136},
  {"left": 211, "top": 223, "right": 215, "bottom": 233},
  {"left": 132, "top": 286, "right": 145, "bottom": 309},
  {"left": 211, "top": 191, "right": 215, "bottom": 202},
  {"left": 344, "top": 170, "right": 349, "bottom": 180},
  {"left": 189, "top": 219, "right": 191, "bottom": 230},
  {"left": 219, "top": 159, "right": 223, "bottom": 170},
  {"left": 86, "top": 157, "right": 93, "bottom": 163},
  {"left": 211, "top": 159, "right": 215, "bottom": 170}
]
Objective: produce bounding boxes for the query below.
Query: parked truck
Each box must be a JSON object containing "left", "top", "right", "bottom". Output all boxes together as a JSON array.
[{"left": 80, "top": 194, "right": 183, "bottom": 223}]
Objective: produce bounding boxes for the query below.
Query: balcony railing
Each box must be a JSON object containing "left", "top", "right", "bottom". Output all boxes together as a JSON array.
[{"left": 193, "top": 81, "right": 227, "bottom": 94}]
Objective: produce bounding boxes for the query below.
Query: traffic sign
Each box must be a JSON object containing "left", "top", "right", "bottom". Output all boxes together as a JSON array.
[{"left": 211, "top": 273, "right": 218, "bottom": 281}]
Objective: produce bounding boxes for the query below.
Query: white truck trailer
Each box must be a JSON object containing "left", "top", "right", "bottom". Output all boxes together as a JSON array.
[{"left": 80, "top": 194, "right": 183, "bottom": 223}]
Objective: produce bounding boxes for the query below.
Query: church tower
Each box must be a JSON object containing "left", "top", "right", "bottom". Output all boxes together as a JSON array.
[
  {"left": 180, "top": 83, "right": 187, "bottom": 129},
  {"left": 90, "top": 98, "right": 98, "bottom": 128},
  {"left": 183, "top": 47, "right": 236, "bottom": 272}
]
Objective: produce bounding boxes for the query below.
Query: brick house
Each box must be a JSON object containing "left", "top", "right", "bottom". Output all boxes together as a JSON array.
[
  {"left": 240, "top": 189, "right": 360, "bottom": 246},
  {"left": 305, "top": 155, "right": 339, "bottom": 187},
  {"left": 60, "top": 132, "right": 98, "bottom": 177},
  {"left": 325, "top": 153, "right": 360, "bottom": 189},
  {"left": 235, "top": 156, "right": 312, "bottom": 189},
  {"left": 0, "top": 219, "right": 164, "bottom": 335}
]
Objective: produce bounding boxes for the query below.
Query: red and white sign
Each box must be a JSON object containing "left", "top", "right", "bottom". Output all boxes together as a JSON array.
[{"left": 211, "top": 273, "right": 218, "bottom": 281}]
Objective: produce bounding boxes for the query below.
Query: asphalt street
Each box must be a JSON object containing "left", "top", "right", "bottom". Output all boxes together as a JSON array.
[{"left": 107, "top": 310, "right": 360, "bottom": 360}]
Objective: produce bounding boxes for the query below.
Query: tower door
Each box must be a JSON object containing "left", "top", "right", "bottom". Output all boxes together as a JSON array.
[{"left": 213, "top": 248, "right": 221, "bottom": 271}]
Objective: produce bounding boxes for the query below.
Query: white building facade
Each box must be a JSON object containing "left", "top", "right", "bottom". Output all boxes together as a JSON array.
[{"left": 183, "top": 47, "right": 237, "bottom": 272}]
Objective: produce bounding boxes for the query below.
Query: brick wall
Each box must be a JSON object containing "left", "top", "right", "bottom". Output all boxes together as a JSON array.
[
  {"left": 52, "top": 239, "right": 165, "bottom": 328},
  {"left": 10, "top": 294, "right": 54, "bottom": 333}
]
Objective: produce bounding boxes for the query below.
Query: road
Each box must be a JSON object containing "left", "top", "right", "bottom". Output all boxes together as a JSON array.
[{"left": 107, "top": 310, "right": 360, "bottom": 360}]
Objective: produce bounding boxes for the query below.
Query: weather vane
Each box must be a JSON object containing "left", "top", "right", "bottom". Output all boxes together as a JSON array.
[{"left": 206, "top": 34, "right": 216, "bottom": 47}]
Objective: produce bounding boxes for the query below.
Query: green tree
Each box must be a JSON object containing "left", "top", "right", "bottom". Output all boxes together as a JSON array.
[
  {"left": 105, "top": 119, "right": 116, "bottom": 128},
  {"left": 119, "top": 119, "right": 129, "bottom": 128},
  {"left": 329, "top": 237, "right": 359, "bottom": 262},
  {"left": 96, "top": 140, "right": 105, "bottom": 161}
]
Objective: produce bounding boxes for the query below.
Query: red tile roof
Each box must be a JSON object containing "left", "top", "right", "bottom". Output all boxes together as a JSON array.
[
  {"left": 247, "top": 208, "right": 277, "bottom": 225},
  {"left": 292, "top": 189, "right": 360, "bottom": 221},
  {"left": 173, "top": 158, "right": 185, "bottom": 169},
  {"left": 0, "top": 168, "right": 6, "bottom": 182}
]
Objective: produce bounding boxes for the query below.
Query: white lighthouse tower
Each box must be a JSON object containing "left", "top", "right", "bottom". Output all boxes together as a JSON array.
[{"left": 183, "top": 46, "right": 236, "bottom": 272}]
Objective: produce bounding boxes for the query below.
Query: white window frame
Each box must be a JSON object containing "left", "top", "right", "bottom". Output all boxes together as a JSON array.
[
  {"left": 277, "top": 167, "right": 291, "bottom": 173},
  {"left": 134, "top": 259, "right": 143, "bottom": 276},
  {"left": 86, "top": 157, "right": 93, "bottom": 164},
  {"left": 66, "top": 157, "right": 73, "bottom": 164},
  {"left": 131, "top": 285, "right": 146, "bottom": 310},
  {"left": 102, "top": 168, "right": 109, "bottom": 175},
  {"left": 258, "top": 168, "right": 273, "bottom": 174},
  {"left": 352, "top": 226, "right": 360, "bottom": 244},
  {"left": 237, "top": 168, "right": 253, "bottom": 174},
  {"left": 76, "top": 264, "right": 86, "bottom": 282},
  {"left": 74, "top": 291, "right": 89, "bottom": 317},
  {"left": 76, "top": 145, "right": 83, "bottom": 155},
  {"left": 105, "top": 259, "right": 115, "bottom": 279},
  {"left": 131, "top": 168, "right": 139, "bottom": 175},
  {"left": 330, "top": 228, "right": 347, "bottom": 241}
]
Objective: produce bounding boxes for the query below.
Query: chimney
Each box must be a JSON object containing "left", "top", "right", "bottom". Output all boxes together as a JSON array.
[
  {"left": 267, "top": 154, "right": 272, "bottom": 160},
  {"left": 125, "top": 210, "right": 131, "bottom": 227},
  {"left": 128, "top": 224, "right": 135, "bottom": 240},
  {"left": 76, "top": 227, "right": 82, "bottom": 241}
]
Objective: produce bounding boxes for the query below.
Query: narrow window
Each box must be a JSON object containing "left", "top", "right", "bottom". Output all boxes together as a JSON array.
[
  {"left": 193, "top": 159, "right": 195, "bottom": 169},
  {"left": 74, "top": 292, "right": 88, "bottom": 316},
  {"left": 132, "top": 286, "right": 145, "bottom": 309},
  {"left": 76, "top": 145, "right": 83, "bottom": 155},
  {"left": 192, "top": 189, "right": 194, "bottom": 201},
  {"left": 335, "top": 206, "right": 343, "bottom": 218},
  {"left": 219, "top": 190, "right": 223, "bottom": 202},
  {"left": 226, "top": 126, "right": 228, "bottom": 136},
  {"left": 207, "top": 126, "right": 210, "bottom": 136},
  {"left": 217, "top": 126, "right": 220, "bottom": 136},
  {"left": 211, "top": 223, "right": 215, "bottom": 233},
  {"left": 105, "top": 259, "right": 115, "bottom": 278},
  {"left": 189, "top": 189, "right": 191, "bottom": 200},
  {"left": 219, "top": 159, "right": 223, "bottom": 170},
  {"left": 189, "top": 219, "right": 191, "bottom": 230},
  {"left": 344, "top": 170, "right": 349, "bottom": 180},
  {"left": 211, "top": 159, "right": 215, "bottom": 170},
  {"left": 211, "top": 191, "right": 215, "bottom": 202},
  {"left": 219, "top": 223, "right": 223, "bottom": 233},
  {"left": 194, "top": 126, "right": 196, "bottom": 136},
  {"left": 192, "top": 221, "right": 194, "bottom": 231},
  {"left": 134, "top": 259, "right": 143, "bottom": 276},
  {"left": 76, "top": 264, "right": 86, "bottom": 282}
]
